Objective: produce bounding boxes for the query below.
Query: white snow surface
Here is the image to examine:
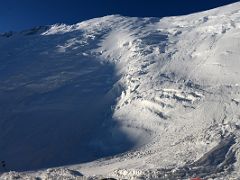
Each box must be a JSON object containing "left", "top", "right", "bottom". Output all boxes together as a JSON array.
[{"left": 1, "top": 2, "right": 240, "bottom": 179}]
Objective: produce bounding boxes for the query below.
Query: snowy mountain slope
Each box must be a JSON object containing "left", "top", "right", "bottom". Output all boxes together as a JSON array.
[
  {"left": 1, "top": 2, "right": 240, "bottom": 179},
  {"left": 0, "top": 17, "right": 138, "bottom": 172}
]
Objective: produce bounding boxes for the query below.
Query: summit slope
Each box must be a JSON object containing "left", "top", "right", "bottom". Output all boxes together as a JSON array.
[{"left": 1, "top": 2, "right": 240, "bottom": 179}]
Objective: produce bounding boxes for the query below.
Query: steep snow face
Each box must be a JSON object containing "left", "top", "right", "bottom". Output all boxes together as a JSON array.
[
  {"left": 0, "top": 16, "right": 139, "bottom": 172},
  {"left": 1, "top": 2, "right": 240, "bottom": 179}
]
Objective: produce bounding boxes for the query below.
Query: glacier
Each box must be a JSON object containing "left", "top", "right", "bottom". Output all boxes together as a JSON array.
[{"left": 1, "top": 2, "right": 240, "bottom": 179}]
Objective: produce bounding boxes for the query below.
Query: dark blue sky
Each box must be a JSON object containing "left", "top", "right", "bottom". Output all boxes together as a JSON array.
[{"left": 0, "top": 0, "right": 239, "bottom": 32}]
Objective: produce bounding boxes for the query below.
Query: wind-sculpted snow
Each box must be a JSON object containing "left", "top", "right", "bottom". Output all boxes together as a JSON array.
[{"left": 1, "top": 2, "right": 240, "bottom": 179}]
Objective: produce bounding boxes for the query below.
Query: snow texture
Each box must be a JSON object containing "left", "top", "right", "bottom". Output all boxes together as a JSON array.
[{"left": 1, "top": 2, "right": 240, "bottom": 179}]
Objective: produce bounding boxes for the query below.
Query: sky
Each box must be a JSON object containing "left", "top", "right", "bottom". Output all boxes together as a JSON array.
[{"left": 0, "top": 0, "right": 239, "bottom": 33}]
